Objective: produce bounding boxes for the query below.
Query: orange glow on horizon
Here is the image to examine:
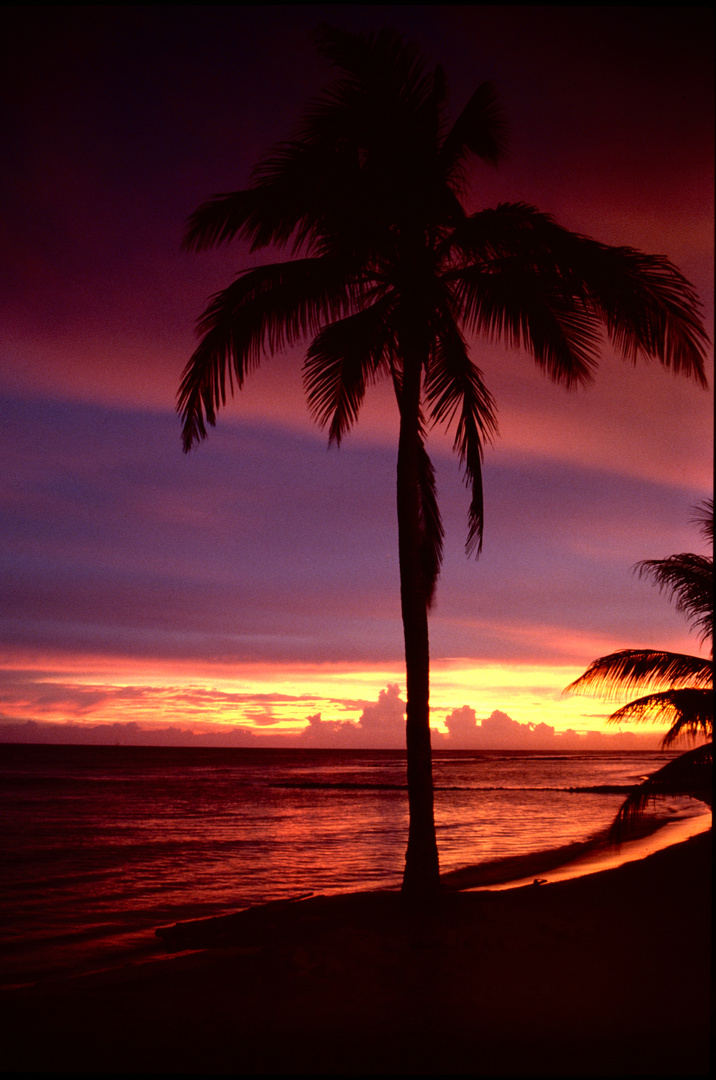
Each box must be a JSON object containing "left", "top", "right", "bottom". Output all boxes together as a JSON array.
[{"left": 0, "top": 648, "right": 681, "bottom": 747}]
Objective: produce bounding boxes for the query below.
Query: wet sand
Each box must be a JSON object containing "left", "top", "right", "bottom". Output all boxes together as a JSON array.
[
  {"left": 442, "top": 807, "right": 710, "bottom": 892},
  {"left": 2, "top": 830, "right": 711, "bottom": 1075}
]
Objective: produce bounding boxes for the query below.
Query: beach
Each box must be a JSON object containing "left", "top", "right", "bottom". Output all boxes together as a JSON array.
[
  {"left": 7, "top": 743, "right": 705, "bottom": 990},
  {"left": 2, "top": 830, "right": 710, "bottom": 1076}
]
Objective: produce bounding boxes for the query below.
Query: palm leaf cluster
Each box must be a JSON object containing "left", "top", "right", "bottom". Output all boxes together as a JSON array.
[
  {"left": 178, "top": 25, "right": 707, "bottom": 606},
  {"left": 178, "top": 26, "right": 708, "bottom": 893},
  {"left": 611, "top": 743, "right": 712, "bottom": 840},
  {"left": 565, "top": 500, "right": 713, "bottom": 834}
]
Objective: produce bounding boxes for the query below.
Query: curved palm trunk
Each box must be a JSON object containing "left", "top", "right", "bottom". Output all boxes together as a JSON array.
[{"left": 397, "top": 353, "right": 440, "bottom": 899}]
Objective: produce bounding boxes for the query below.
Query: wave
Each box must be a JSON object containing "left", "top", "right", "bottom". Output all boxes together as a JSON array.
[
  {"left": 271, "top": 781, "right": 635, "bottom": 793},
  {"left": 272, "top": 781, "right": 407, "bottom": 790}
]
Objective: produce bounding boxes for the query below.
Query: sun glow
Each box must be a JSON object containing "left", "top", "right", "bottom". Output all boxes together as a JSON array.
[{"left": 0, "top": 649, "right": 670, "bottom": 746}]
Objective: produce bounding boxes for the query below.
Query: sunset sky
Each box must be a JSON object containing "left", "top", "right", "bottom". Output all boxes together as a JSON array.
[{"left": 1, "top": 5, "right": 713, "bottom": 748}]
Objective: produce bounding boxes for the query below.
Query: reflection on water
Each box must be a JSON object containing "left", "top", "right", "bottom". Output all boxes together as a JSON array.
[
  {"left": 477, "top": 811, "right": 711, "bottom": 891},
  {"left": 0, "top": 744, "right": 709, "bottom": 983}
]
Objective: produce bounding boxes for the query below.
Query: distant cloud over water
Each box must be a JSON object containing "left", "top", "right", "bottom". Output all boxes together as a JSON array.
[{"left": 0, "top": 682, "right": 664, "bottom": 750}]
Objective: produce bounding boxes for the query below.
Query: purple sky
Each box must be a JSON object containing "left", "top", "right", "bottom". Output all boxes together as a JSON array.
[{"left": 1, "top": 6, "right": 712, "bottom": 747}]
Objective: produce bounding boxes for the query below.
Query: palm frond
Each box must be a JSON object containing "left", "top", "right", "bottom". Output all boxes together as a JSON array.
[
  {"left": 423, "top": 308, "right": 498, "bottom": 555},
  {"left": 184, "top": 135, "right": 373, "bottom": 259},
  {"left": 183, "top": 190, "right": 262, "bottom": 252},
  {"left": 181, "top": 143, "right": 345, "bottom": 255},
  {"left": 577, "top": 244, "right": 709, "bottom": 384},
  {"left": 183, "top": 25, "right": 436, "bottom": 259},
  {"left": 249, "top": 138, "right": 372, "bottom": 258},
  {"left": 448, "top": 206, "right": 604, "bottom": 387},
  {"left": 303, "top": 296, "right": 395, "bottom": 444},
  {"left": 609, "top": 742, "right": 712, "bottom": 842},
  {"left": 607, "top": 687, "right": 713, "bottom": 746},
  {"left": 178, "top": 259, "right": 355, "bottom": 451},
  {"left": 305, "top": 26, "right": 467, "bottom": 243},
  {"left": 452, "top": 264, "right": 603, "bottom": 388},
  {"left": 440, "top": 81, "right": 509, "bottom": 173},
  {"left": 636, "top": 552, "right": 713, "bottom": 646},
  {"left": 450, "top": 203, "right": 708, "bottom": 385},
  {"left": 564, "top": 649, "right": 713, "bottom": 699},
  {"left": 314, "top": 25, "right": 435, "bottom": 117},
  {"left": 693, "top": 498, "right": 714, "bottom": 546},
  {"left": 416, "top": 434, "right": 444, "bottom": 608}
]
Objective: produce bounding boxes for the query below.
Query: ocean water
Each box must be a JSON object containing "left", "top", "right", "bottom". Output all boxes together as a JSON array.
[{"left": 0, "top": 743, "right": 708, "bottom": 986}]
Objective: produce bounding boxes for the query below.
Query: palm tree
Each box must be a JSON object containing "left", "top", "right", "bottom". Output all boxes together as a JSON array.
[
  {"left": 565, "top": 500, "right": 713, "bottom": 837},
  {"left": 178, "top": 27, "right": 708, "bottom": 897}
]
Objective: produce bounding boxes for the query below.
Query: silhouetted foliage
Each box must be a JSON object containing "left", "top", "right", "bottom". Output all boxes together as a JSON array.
[
  {"left": 179, "top": 27, "right": 708, "bottom": 895},
  {"left": 565, "top": 500, "right": 713, "bottom": 838}
]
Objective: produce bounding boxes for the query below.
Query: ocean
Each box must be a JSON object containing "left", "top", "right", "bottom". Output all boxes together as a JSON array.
[{"left": 0, "top": 743, "right": 709, "bottom": 987}]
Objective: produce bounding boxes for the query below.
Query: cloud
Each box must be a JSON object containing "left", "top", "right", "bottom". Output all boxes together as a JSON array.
[
  {"left": 0, "top": 669, "right": 324, "bottom": 728},
  {"left": 0, "top": 718, "right": 243, "bottom": 747},
  {"left": 438, "top": 705, "right": 662, "bottom": 750},
  {"left": 0, "top": 671, "right": 668, "bottom": 749},
  {"left": 443, "top": 706, "right": 553, "bottom": 748},
  {"left": 299, "top": 685, "right": 406, "bottom": 748}
]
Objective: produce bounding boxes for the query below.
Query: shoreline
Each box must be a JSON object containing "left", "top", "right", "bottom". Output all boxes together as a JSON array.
[
  {"left": 2, "top": 829, "right": 710, "bottom": 1075},
  {"left": 1, "top": 805, "right": 708, "bottom": 991},
  {"left": 151, "top": 807, "right": 709, "bottom": 953},
  {"left": 152, "top": 811, "right": 711, "bottom": 957},
  {"left": 441, "top": 803, "right": 711, "bottom": 892}
]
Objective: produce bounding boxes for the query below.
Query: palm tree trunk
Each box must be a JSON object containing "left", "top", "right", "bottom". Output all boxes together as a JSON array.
[{"left": 397, "top": 352, "right": 440, "bottom": 899}]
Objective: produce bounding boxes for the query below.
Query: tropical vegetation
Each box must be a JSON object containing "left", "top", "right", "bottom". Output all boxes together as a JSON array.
[
  {"left": 565, "top": 500, "right": 713, "bottom": 837},
  {"left": 178, "top": 26, "right": 708, "bottom": 896}
]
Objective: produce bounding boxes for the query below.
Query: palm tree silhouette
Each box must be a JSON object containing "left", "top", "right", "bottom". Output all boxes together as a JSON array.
[
  {"left": 565, "top": 500, "right": 713, "bottom": 837},
  {"left": 178, "top": 27, "right": 708, "bottom": 897}
]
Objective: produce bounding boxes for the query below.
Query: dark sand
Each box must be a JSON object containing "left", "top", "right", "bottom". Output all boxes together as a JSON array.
[{"left": 2, "top": 832, "right": 711, "bottom": 1076}]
